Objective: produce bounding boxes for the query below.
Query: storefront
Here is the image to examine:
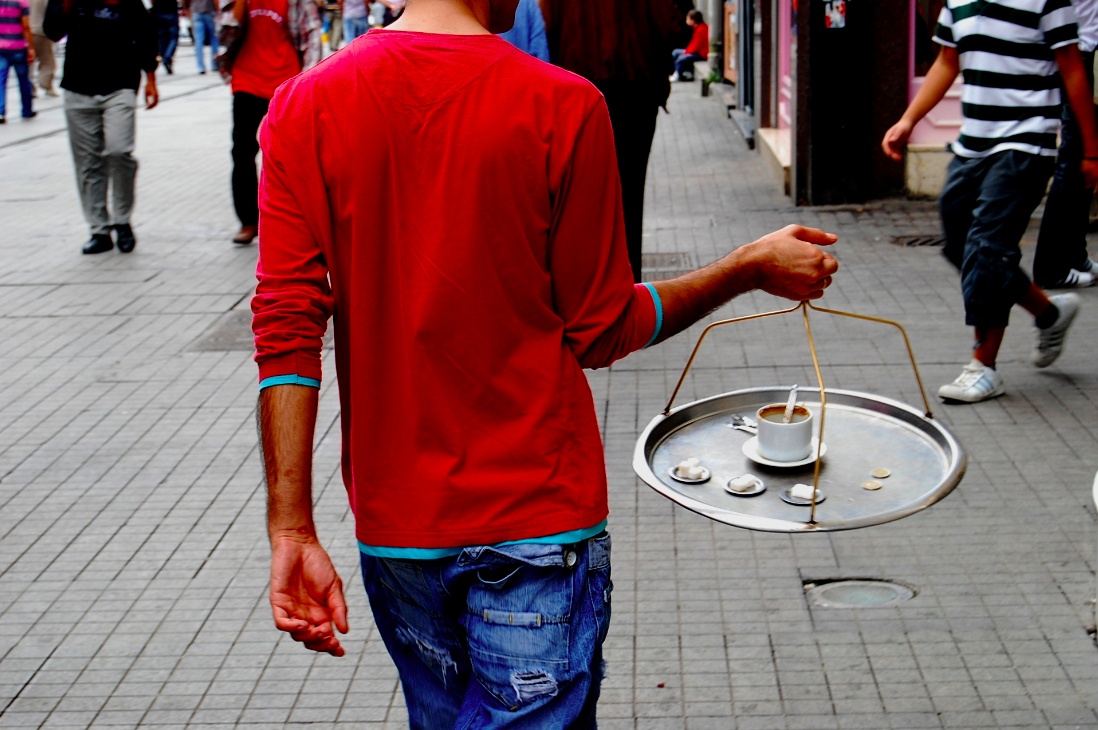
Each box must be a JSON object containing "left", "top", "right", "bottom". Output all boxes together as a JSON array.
[{"left": 742, "top": 0, "right": 929, "bottom": 203}]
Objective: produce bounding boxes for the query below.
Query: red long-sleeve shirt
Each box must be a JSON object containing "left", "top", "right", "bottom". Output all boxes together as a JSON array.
[
  {"left": 685, "top": 23, "right": 708, "bottom": 58},
  {"left": 252, "top": 30, "right": 659, "bottom": 549}
]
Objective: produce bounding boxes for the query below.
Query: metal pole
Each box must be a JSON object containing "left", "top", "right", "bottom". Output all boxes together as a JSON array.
[
  {"left": 710, "top": 0, "right": 723, "bottom": 75},
  {"left": 1093, "top": 471, "right": 1098, "bottom": 633}
]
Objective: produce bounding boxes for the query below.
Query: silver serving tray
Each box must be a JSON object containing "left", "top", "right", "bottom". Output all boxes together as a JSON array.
[{"left": 633, "top": 387, "right": 965, "bottom": 533}]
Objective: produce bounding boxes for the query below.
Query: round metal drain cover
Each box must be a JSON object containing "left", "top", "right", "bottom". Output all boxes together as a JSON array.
[{"left": 806, "top": 580, "right": 914, "bottom": 608}]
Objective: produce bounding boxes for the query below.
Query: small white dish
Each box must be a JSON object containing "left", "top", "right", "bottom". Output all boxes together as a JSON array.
[
  {"left": 742, "top": 436, "right": 826, "bottom": 468},
  {"left": 668, "top": 464, "right": 711, "bottom": 484},
  {"left": 724, "top": 475, "right": 765, "bottom": 497},
  {"left": 780, "top": 485, "right": 827, "bottom": 506}
]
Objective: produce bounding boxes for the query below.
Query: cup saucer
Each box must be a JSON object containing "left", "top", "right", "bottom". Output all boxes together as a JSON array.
[{"left": 741, "top": 436, "right": 826, "bottom": 468}]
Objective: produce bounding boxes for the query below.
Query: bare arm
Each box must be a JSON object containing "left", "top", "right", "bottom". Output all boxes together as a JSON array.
[
  {"left": 21, "top": 16, "right": 34, "bottom": 63},
  {"left": 260, "top": 384, "right": 348, "bottom": 657},
  {"left": 233, "top": 0, "right": 246, "bottom": 23},
  {"left": 1055, "top": 43, "right": 1098, "bottom": 187},
  {"left": 650, "top": 226, "right": 838, "bottom": 345},
  {"left": 882, "top": 45, "right": 960, "bottom": 160}
]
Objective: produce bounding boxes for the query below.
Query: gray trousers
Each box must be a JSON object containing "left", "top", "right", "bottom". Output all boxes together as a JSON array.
[
  {"left": 31, "top": 33, "right": 54, "bottom": 90},
  {"left": 64, "top": 89, "right": 137, "bottom": 235}
]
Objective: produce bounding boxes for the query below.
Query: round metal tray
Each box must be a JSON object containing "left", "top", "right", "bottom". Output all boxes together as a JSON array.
[{"left": 633, "top": 387, "right": 966, "bottom": 533}]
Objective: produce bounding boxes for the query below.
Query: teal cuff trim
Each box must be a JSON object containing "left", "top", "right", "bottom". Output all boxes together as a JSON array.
[
  {"left": 642, "top": 283, "right": 663, "bottom": 347},
  {"left": 358, "top": 520, "right": 609, "bottom": 560},
  {"left": 259, "top": 374, "right": 321, "bottom": 390}
]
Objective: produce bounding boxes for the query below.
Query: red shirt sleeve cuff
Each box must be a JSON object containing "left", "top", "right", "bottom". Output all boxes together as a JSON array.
[{"left": 257, "top": 350, "right": 323, "bottom": 384}]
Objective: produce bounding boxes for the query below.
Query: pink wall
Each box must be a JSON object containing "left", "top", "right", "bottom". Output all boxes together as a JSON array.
[
  {"left": 908, "top": 0, "right": 961, "bottom": 145},
  {"left": 778, "top": 0, "right": 793, "bottom": 130}
]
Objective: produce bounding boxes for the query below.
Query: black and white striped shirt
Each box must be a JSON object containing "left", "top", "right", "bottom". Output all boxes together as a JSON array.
[{"left": 935, "top": 0, "right": 1079, "bottom": 157}]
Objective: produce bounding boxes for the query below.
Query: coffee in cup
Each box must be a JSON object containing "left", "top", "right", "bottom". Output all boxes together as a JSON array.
[{"left": 755, "top": 404, "right": 814, "bottom": 462}]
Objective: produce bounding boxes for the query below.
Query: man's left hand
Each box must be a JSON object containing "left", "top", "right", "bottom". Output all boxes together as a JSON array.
[
  {"left": 270, "top": 532, "right": 349, "bottom": 656},
  {"left": 145, "top": 78, "right": 159, "bottom": 110}
]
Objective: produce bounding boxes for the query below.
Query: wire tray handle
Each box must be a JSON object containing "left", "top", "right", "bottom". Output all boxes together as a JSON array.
[{"left": 660, "top": 300, "right": 934, "bottom": 525}]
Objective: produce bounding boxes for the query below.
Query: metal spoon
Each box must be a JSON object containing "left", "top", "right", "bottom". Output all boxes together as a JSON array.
[{"left": 727, "top": 414, "right": 758, "bottom": 435}]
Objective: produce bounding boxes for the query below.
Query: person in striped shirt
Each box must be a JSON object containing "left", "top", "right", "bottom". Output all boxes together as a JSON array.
[
  {"left": 883, "top": 0, "right": 1098, "bottom": 404},
  {"left": 0, "top": 0, "right": 37, "bottom": 123}
]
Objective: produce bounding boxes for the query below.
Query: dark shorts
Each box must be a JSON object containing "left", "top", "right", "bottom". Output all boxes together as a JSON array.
[
  {"left": 939, "top": 150, "right": 1054, "bottom": 329},
  {"left": 361, "top": 533, "right": 612, "bottom": 730}
]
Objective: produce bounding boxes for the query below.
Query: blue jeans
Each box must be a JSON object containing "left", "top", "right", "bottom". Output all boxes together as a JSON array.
[
  {"left": 156, "top": 13, "right": 180, "bottom": 68},
  {"left": 193, "top": 12, "right": 217, "bottom": 72},
  {"left": 361, "top": 533, "right": 612, "bottom": 730},
  {"left": 1034, "top": 50, "right": 1096, "bottom": 286},
  {"left": 0, "top": 48, "right": 34, "bottom": 118},
  {"left": 940, "top": 150, "right": 1054, "bottom": 329},
  {"left": 672, "top": 49, "right": 702, "bottom": 76},
  {"left": 343, "top": 15, "right": 369, "bottom": 43}
]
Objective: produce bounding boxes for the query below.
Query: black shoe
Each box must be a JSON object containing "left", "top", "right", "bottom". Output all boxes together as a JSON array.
[
  {"left": 114, "top": 224, "right": 136, "bottom": 253},
  {"left": 0, "top": 117, "right": 6, "bottom": 124},
  {"left": 22, "top": 111, "right": 36, "bottom": 119},
  {"left": 82, "top": 234, "right": 114, "bottom": 254},
  {"left": 164, "top": 59, "right": 173, "bottom": 74}
]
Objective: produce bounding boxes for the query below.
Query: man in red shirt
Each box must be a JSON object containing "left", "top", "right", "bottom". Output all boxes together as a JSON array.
[
  {"left": 228, "top": 0, "right": 319, "bottom": 244},
  {"left": 671, "top": 9, "right": 708, "bottom": 82},
  {"left": 254, "top": 0, "right": 837, "bottom": 725}
]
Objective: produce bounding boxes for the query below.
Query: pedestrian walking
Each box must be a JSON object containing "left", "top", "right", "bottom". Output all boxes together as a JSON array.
[
  {"left": 542, "top": 0, "right": 683, "bottom": 282},
  {"left": 28, "top": 0, "right": 55, "bottom": 95},
  {"left": 228, "top": 0, "right": 319, "bottom": 243},
  {"left": 153, "top": 0, "right": 180, "bottom": 74},
  {"left": 322, "top": 0, "right": 341, "bottom": 49},
  {"left": 0, "top": 0, "right": 37, "bottom": 123},
  {"left": 340, "top": 0, "right": 366, "bottom": 42},
  {"left": 183, "top": 0, "right": 218, "bottom": 74},
  {"left": 1033, "top": 0, "right": 1098, "bottom": 289},
  {"left": 252, "top": 1, "right": 838, "bottom": 728},
  {"left": 670, "top": 9, "right": 707, "bottom": 82},
  {"left": 379, "top": 0, "right": 401, "bottom": 25},
  {"left": 497, "top": 0, "right": 548, "bottom": 61},
  {"left": 366, "top": 0, "right": 382, "bottom": 27},
  {"left": 45, "top": 0, "right": 159, "bottom": 254},
  {"left": 882, "top": 0, "right": 1098, "bottom": 403}
]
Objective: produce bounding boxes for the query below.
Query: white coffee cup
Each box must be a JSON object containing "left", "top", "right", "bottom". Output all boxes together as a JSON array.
[{"left": 755, "top": 404, "right": 814, "bottom": 462}]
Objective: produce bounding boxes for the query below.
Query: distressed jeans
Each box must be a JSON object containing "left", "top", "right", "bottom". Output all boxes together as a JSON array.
[{"left": 360, "top": 532, "right": 612, "bottom": 730}]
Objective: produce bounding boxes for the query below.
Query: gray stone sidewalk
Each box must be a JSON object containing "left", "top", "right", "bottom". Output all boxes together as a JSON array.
[{"left": 2, "top": 58, "right": 1098, "bottom": 730}]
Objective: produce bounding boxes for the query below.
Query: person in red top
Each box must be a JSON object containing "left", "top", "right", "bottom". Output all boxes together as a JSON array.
[
  {"left": 254, "top": 0, "right": 837, "bottom": 725},
  {"left": 671, "top": 9, "right": 708, "bottom": 82},
  {"left": 228, "top": 0, "right": 305, "bottom": 243}
]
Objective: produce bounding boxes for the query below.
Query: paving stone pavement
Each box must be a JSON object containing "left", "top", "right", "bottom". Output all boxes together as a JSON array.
[{"left": 3, "top": 51, "right": 1098, "bottom": 730}]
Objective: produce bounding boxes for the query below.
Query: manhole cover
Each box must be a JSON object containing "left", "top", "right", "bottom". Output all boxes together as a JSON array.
[
  {"left": 805, "top": 580, "right": 915, "bottom": 608},
  {"left": 641, "top": 252, "right": 698, "bottom": 282},
  {"left": 891, "top": 235, "right": 945, "bottom": 247},
  {"left": 189, "top": 311, "right": 334, "bottom": 352}
]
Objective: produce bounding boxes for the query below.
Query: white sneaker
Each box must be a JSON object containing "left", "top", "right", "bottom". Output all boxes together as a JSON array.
[
  {"left": 1032, "top": 293, "right": 1080, "bottom": 368},
  {"left": 1049, "top": 269, "right": 1096, "bottom": 289},
  {"left": 938, "top": 360, "right": 1005, "bottom": 403},
  {"left": 670, "top": 71, "right": 681, "bottom": 82},
  {"left": 1079, "top": 258, "right": 1097, "bottom": 274}
]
